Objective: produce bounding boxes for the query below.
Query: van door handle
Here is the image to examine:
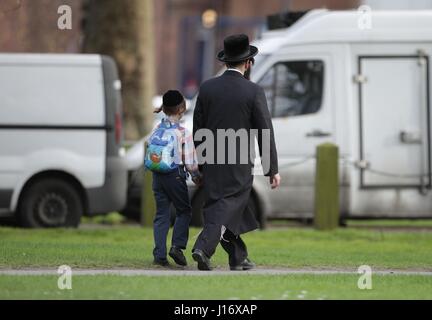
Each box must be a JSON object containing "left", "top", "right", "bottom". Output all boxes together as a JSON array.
[
  {"left": 306, "top": 129, "right": 332, "bottom": 138},
  {"left": 400, "top": 130, "right": 422, "bottom": 144}
]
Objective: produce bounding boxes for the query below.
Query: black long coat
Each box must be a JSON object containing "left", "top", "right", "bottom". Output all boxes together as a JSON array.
[{"left": 193, "top": 70, "right": 278, "bottom": 235}]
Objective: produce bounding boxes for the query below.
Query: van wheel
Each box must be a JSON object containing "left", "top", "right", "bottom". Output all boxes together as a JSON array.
[
  {"left": 18, "top": 179, "right": 82, "bottom": 228},
  {"left": 190, "top": 189, "right": 265, "bottom": 229}
]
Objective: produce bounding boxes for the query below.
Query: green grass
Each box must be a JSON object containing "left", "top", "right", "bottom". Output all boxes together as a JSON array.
[
  {"left": 1, "top": 226, "right": 431, "bottom": 300},
  {"left": 1, "top": 274, "right": 431, "bottom": 300},
  {"left": 268, "top": 219, "right": 432, "bottom": 228},
  {"left": 81, "top": 212, "right": 126, "bottom": 225},
  {"left": 1, "top": 226, "right": 432, "bottom": 270},
  {"left": 346, "top": 219, "right": 432, "bottom": 227}
]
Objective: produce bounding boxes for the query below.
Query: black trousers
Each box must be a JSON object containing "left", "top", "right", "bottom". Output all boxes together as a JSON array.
[
  {"left": 220, "top": 229, "right": 248, "bottom": 266},
  {"left": 193, "top": 226, "right": 248, "bottom": 266}
]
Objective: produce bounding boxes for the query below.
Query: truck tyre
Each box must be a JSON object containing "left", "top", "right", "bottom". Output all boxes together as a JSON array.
[{"left": 17, "top": 178, "right": 82, "bottom": 228}]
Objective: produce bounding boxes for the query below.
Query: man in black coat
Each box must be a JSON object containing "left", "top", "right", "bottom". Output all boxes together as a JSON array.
[{"left": 192, "top": 34, "right": 280, "bottom": 271}]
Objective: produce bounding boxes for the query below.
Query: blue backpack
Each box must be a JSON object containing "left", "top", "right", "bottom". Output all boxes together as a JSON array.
[{"left": 144, "top": 119, "right": 181, "bottom": 173}]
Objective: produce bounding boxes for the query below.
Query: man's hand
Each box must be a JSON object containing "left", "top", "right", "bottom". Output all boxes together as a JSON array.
[{"left": 270, "top": 173, "right": 281, "bottom": 189}]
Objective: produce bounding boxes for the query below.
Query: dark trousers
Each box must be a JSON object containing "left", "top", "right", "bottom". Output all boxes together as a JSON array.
[
  {"left": 220, "top": 229, "right": 248, "bottom": 266},
  {"left": 193, "top": 221, "right": 248, "bottom": 266},
  {"left": 152, "top": 167, "right": 192, "bottom": 260}
]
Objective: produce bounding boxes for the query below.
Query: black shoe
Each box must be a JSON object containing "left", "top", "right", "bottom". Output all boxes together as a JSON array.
[
  {"left": 192, "top": 249, "right": 212, "bottom": 271},
  {"left": 230, "top": 258, "right": 256, "bottom": 271},
  {"left": 169, "top": 246, "right": 187, "bottom": 266},
  {"left": 153, "top": 258, "right": 170, "bottom": 267}
]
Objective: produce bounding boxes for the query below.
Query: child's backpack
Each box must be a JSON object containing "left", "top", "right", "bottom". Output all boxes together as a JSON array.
[{"left": 144, "top": 119, "right": 181, "bottom": 173}]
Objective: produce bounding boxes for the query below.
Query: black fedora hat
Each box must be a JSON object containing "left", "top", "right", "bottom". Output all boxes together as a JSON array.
[{"left": 217, "top": 34, "right": 258, "bottom": 63}]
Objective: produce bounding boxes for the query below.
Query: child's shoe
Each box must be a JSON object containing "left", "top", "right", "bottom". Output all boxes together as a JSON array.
[
  {"left": 169, "top": 246, "right": 187, "bottom": 266},
  {"left": 153, "top": 258, "right": 170, "bottom": 267}
]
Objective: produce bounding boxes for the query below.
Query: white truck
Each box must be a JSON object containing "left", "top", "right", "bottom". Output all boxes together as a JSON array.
[
  {"left": 0, "top": 54, "right": 128, "bottom": 227},
  {"left": 125, "top": 9, "right": 432, "bottom": 226},
  {"left": 247, "top": 9, "right": 432, "bottom": 221}
]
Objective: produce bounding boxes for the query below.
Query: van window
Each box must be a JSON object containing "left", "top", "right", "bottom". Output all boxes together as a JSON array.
[{"left": 258, "top": 60, "right": 324, "bottom": 118}]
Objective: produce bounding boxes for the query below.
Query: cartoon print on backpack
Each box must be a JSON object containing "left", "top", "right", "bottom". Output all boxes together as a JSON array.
[{"left": 145, "top": 120, "right": 181, "bottom": 173}]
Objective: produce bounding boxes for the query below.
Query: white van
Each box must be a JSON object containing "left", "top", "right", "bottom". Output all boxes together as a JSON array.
[
  {"left": 0, "top": 54, "right": 127, "bottom": 227},
  {"left": 125, "top": 9, "right": 432, "bottom": 226}
]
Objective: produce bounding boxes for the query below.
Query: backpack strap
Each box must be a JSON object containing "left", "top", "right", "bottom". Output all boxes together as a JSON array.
[{"left": 161, "top": 117, "right": 180, "bottom": 129}]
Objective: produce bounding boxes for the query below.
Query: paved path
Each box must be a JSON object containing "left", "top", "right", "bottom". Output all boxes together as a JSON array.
[{"left": 1, "top": 268, "right": 432, "bottom": 276}]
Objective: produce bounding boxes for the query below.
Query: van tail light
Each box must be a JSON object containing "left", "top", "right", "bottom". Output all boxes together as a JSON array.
[{"left": 115, "top": 112, "right": 122, "bottom": 145}]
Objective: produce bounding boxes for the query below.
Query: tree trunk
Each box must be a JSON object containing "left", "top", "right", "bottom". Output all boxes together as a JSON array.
[{"left": 82, "top": 0, "right": 155, "bottom": 140}]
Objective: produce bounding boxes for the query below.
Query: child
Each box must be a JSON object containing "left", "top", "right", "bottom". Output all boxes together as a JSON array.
[{"left": 145, "top": 90, "right": 201, "bottom": 267}]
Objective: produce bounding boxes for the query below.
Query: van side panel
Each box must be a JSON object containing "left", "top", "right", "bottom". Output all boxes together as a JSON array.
[
  {"left": 0, "top": 54, "right": 107, "bottom": 213},
  {"left": 85, "top": 56, "right": 127, "bottom": 215},
  {"left": 0, "top": 61, "right": 105, "bottom": 126},
  {"left": 348, "top": 43, "right": 432, "bottom": 218},
  {"left": 101, "top": 55, "right": 123, "bottom": 155}
]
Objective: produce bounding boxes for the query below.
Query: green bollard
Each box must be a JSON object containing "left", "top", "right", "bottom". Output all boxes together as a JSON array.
[
  {"left": 141, "top": 169, "right": 156, "bottom": 227},
  {"left": 314, "top": 143, "right": 339, "bottom": 230}
]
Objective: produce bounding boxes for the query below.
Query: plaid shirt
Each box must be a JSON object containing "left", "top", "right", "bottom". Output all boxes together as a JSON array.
[{"left": 148, "top": 116, "right": 200, "bottom": 177}]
